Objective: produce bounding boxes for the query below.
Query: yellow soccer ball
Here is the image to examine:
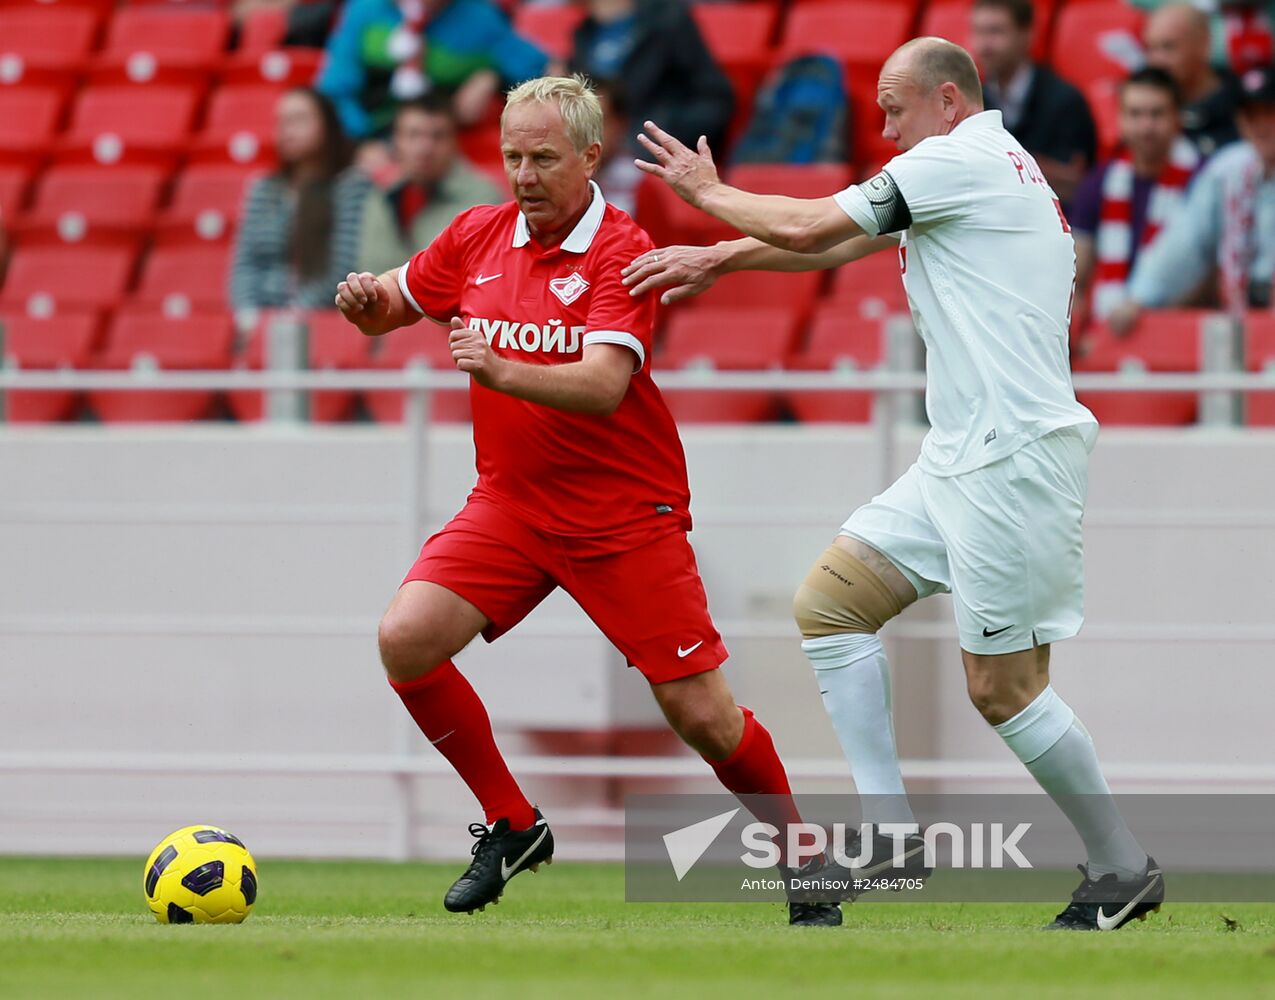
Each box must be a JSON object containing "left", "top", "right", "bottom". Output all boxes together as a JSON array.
[{"left": 143, "top": 825, "right": 259, "bottom": 924}]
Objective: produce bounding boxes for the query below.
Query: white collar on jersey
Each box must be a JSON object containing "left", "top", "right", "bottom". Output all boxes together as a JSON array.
[
  {"left": 512, "top": 181, "right": 606, "bottom": 252},
  {"left": 953, "top": 110, "right": 1005, "bottom": 134}
]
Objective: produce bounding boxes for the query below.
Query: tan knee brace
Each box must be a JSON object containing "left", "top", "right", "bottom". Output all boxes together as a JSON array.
[{"left": 793, "top": 544, "right": 905, "bottom": 638}]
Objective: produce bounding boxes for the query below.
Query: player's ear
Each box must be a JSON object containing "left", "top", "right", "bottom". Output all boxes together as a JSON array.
[{"left": 582, "top": 141, "right": 602, "bottom": 179}]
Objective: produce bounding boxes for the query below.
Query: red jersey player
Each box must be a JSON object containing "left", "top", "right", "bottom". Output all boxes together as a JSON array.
[{"left": 335, "top": 75, "right": 839, "bottom": 927}]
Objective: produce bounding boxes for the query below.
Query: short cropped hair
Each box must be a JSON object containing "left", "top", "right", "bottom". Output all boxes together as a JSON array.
[
  {"left": 1120, "top": 66, "right": 1183, "bottom": 110},
  {"left": 502, "top": 74, "right": 603, "bottom": 153},
  {"left": 895, "top": 37, "right": 985, "bottom": 104},
  {"left": 973, "top": 0, "right": 1034, "bottom": 31},
  {"left": 393, "top": 92, "right": 458, "bottom": 127}
]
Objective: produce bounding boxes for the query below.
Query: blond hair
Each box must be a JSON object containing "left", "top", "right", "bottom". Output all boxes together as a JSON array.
[{"left": 502, "top": 74, "right": 603, "bottom": 153}]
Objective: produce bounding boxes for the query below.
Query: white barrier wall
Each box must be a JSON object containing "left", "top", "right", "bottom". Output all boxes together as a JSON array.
[{"left": 2, "top": 423, "right": 1273, "bottom": 860}]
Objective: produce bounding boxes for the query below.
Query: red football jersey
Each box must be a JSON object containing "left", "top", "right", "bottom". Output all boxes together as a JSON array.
[{"left": 398, "top": 182, "right": 692, "bottom": 540}]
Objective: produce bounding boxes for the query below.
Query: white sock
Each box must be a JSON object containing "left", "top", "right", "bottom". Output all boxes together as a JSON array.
[
  {"left": 994, "top": 686, "right": 1148, "bottom": 880},
  {"left": 803, "top": 632, "right": 916, "bottom": 828}
]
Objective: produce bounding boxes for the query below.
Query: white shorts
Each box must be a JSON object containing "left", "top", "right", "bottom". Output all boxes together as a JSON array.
[{"left": 840, "top": 426, "right": 1090, "bottom": 654}]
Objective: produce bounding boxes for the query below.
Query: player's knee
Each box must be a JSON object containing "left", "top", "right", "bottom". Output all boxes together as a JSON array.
[
  {"left": 667, "top": 700, "right": 737, "bottom": 759},
  {"left": 965, "top": 675, "right": 1016, "bottom": 726},
  {"left": 377, "top": 610, "right": 448, "bottom": 683},
  {"left": 793, "top": 545, "right": 903, "bottom": 640}
]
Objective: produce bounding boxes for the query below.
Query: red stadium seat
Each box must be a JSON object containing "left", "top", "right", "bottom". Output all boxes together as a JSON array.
[
  {"left": 1244, "top": 312, "right": 1275, "bottom": 425},
  {"left": 726, "top": 163, "right": 852, "bottom": 200},
  {"left": 365, "top": 328, "right": 472, "bottom": 423},
  {"left": 0, "top": 165, "right": 31, "bottom": 216},
  {"left": 189, "top": 84, "right": 280, "bottom": 167},
  {"left": 89, "top": 307, "right": 234, "bottom": 422},
  {"left": 57, "top": 85, "right": 199, "bottom": 167},
  {"left": 1085, "top": 78, "right": 1123, "bottom": 161},
  {"left": 227, "top": 310, "right": 372, "bottom": 422},
  {"left": 691, "top": 2, "right": 778, "bottom": 135},
  {"left": 91, "top": 7, "right": 229, "bottom": 87},
  {"left": 238, "top": 6, "right": 288, "bottom": 54},
  {"left": 827, "top": 243, "right": 908, "bottom": 316},
  {"left": 1, "top": 310, "right": 102, "bottom": 421},
  {"left": 155, "top": 164, "right": 263, "bottom": 244},
  {"left": 0, "top": 0, "right": 113, "bottom": 22},
  {"left": 785, "top": 301, "right": 885, "bottom": 423},
  {"left": 634, "top": 173, "right": 738, "bottom": 251},
  {"left": 13, "top": 165, "right": 167, "bottom": 244},
  {"left": 135, "top": 243, "right": 232, "bottom": 315},
  {"left": 1072, "top": 313, "right": 1202, "bottom": 425},
  {"left": 687, "top": 270, "right": 824, "bottom": 339},
  {"left": 0, "top": 87, "right": 64, "bottom": 167},
  {"left": 1051, "top": 2, "right": 1146, "bottom": 90},
  {"left": 219, "top": 47, "right": 325, "bottom": 88},
  {"left": 0, "top": 243, "right": 137, "bottom": 313},
  {"left": 0, "top": 6, "right": 99, "bottom": 88},
  {"left": 656, "top": 306, "right": 799, "bottom": 422},
  {"left": 512, "top": 5, "right": 585, "bottom": 62}
]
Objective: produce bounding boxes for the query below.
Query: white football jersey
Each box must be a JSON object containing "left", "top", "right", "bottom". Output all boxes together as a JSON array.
[{"left": 834, "top": 110, "right": 1097, "bottom": 477}]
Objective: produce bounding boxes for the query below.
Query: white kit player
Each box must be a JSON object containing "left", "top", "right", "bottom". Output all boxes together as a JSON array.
[{"left": 623, "top": 37, "right": 1163, "bottom": 930}]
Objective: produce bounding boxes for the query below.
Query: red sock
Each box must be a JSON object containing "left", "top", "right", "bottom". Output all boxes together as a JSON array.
[
  {"left": 390, "top": 661, "right": 536, "bottom": 830},
  {"left": 705, "top": 707, "right": 807, "bottom": 867}
]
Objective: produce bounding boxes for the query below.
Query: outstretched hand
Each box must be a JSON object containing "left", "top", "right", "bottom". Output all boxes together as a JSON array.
[
  {"left": 635, "top": 121, "right": 720, "bottom": 208},
  {"left": 621, "top": 244, "right": 723, "bottom": 305}
]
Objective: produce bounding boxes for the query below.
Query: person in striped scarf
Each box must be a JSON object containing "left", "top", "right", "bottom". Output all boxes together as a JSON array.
[{"left": 1070, "top": 68, "right": 1200, "bottom": 331}]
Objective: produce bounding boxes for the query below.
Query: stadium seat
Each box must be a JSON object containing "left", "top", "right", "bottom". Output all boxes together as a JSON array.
[
  {"left": 135, "top": 243, "right": 231, "bottom": 315},
  {"left": 785, "top": 301, "right": 885, "bottom": 423},
  {"left": 189, "top": 84, "right": 280, "bottom": 167},
  {"left": 0, "top": 87, "right": 64, "bottom": 167},
  {"left": 227, "top": 310, "right": 372, "bottom": 423},
  {"left": 0, "top": 6, "right": 99, "bottom": 89},
  {"left": 237, "top": 6, "right": 288, "bottom": 54},
  {"left": 827, "top": 243, "right": 908, "bottom": 316},
  {"left": 691, "top": 2, "right": 778, "bottom": 135},
  {"left": 1085, "top": 78, "right": 1123, "bottom": 161},
  {"left": 1072, "top": 313, "right": 1202, "bottom": 425},
  {"left": 219, "top": 47, "right": 325, "bottom": 88},
  {"left": 365, "top": 328, "right": 472, "bottom": 423},
  {"left": 686, "top": 270, "right": 824, "bottom": 339},
  {"left": 0, "top": 165, "right": 31, "bottom": 217},
  {"left": 89, "top": 307, "right": 234, "bottom": 422},
  {"left": 0, "top": 243, "right": 137, "bottom": 313},
  {"left": 1244, "top": 312, "right": 1275, "bottom": 425},
  {"left": 0, "top": 0, "right": 115, "bottom": 24},
  {"left": 1, "top": 310, "right": 102, "bottom": 421},
  {"left": 725, "top": 163, "right": 852, "bottom": 200},
  {"left": 155, "top": 164, "right": 262, "bottom": 244},
  {"left": 1051, "top": 2, "right": 1146, "bottom": 90},
  {"left": 634, "top": 173, "right": 738, "bottom": 251},
  {"left": 13, "top": 165, "right": 167, "bottom": 244},
  {"left": 91, "top": 7, "right": 229, "bottom": 87},
  {"left": 457, "top": 122, "right": 503, "bottom": 182},
  {"left": 655, "top": 306, "right": 799, "bottom": 422},
  {"left": 57, "top": 85, "right": 199, "bottom": 167},
  {"left": 512, "top": 5, "right": 586, "bottom": 62}
]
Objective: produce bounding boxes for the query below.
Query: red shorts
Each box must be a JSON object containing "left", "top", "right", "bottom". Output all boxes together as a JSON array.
[{"left": 403, "top": 496, "right": 728, "bottom": 684}]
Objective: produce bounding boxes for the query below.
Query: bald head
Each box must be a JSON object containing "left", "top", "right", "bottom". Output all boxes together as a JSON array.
[
  {"left": 1144, "top": 3, "right": 1214, "bottom": 97},
  {"left": 886, "top": 37, "right": 985, "bottom": 105}
]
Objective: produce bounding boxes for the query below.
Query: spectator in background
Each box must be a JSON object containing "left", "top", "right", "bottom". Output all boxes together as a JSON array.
[
  {"left": 1070, "top": 69, "right": 1200, "bottom": 327},
  {"left": 568, "top": 0, "right": 733, "bottom": 157},
  {"left": 1144, "top": 4, "right": 1241, "bottom": 158},
  {"left": 1130, "top": 0, "right": 1275, "bottom": 78},
  {"left": 316, "top": 0, "right": 550, "bottom": 142},
  {"left": 229, "top": 88, "right": 371, "bottom": 323},
  {"left": 356, "top": 94, "right": 503, "bottom": 279},
  {"left": 1109, "top": 64, "right": 1275, "bottom": 333},
  {"left": 594, "top": 82, "right": 643, "bottom": 215},
  {"left": 970, "top": 0, "right": 1097, "bottom": 203}
]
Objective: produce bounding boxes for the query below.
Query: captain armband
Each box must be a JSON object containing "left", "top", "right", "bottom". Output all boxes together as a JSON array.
[{"left": 860, "top": 171, "right": 913, "bottom": 235}]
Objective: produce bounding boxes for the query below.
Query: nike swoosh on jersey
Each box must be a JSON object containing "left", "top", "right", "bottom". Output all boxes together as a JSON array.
[
  {"left": 982, "top": 625, "right": 1013, "bottom": 637},
  {"left": 475, "top": 273, "right": 503, "bottom": 285},
  {"left": 1095, "top": 872, "right": 1162, "bottom": 930},
  {"left": 500, "top": 823, "right": 549, "bottom": 882},
  {"left": 677, "top": 641, "right": 704, "bottom": 658}
]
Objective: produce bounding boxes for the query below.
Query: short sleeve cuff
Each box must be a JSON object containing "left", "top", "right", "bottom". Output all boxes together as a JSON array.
[
  {"left": 396, "top": 264, "right": 424, "bottom": 314},
  {"left": 832, "top": 185, "right": 883, "bottom": 238},
  {"left": 583, "top": 330, "right": 645, "bottom": 372}
]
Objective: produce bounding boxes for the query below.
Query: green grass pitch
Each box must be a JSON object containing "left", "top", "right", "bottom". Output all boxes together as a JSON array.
[{"left": 2, "top": 856, "right": 1273, "bottom": 999}]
